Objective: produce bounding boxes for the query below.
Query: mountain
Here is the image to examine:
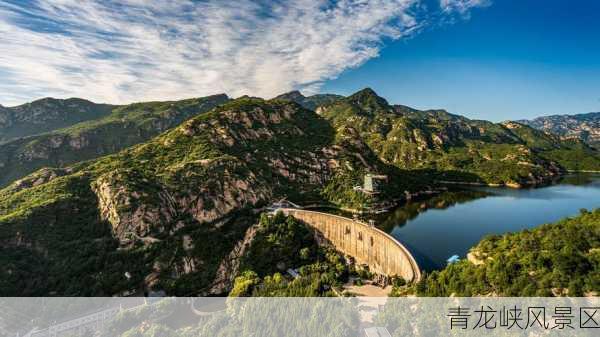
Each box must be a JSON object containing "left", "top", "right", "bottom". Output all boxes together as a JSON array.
[
  {"left": 0, "top": 94, "right": 229, "bottom": 187},
  {"left": 319, "top": 88, "right": 600, "bottom": 185},
  {"left": 0, "top": 98, "right": 115, "bottom": 144},
  {"left": 2, "top": 88, "right": 599, "bottom": 296},
  {"left": 273, "top": 90, "right": 343, "bottom": 111},
  {"left": 518, "top": 112, "right": 600, "bottom": 148},
  {"left": 502, "top": 121, "right": 600, "bottom": 172},
  {"left": 0, "top": 96, "right": 428, "bottom": 296}
]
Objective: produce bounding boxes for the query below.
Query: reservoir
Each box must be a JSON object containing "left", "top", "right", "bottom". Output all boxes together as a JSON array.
[{"left": 377, "top": 174, "right": 600, "bottom": 271}]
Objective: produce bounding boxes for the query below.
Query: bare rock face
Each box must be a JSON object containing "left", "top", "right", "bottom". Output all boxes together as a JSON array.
[
  {"left": 68, "top": 135, "right": 90, "bottom": 149},
  {"left": 185, "top": 185, "right": 265, "bottom": 224},
  {"left": 91, "top": 160, "right": 272, "bottom": 245},
  {"left": 208, "top": 223, "right": 259, "bottom": 294},
  {"left": 92, "top": 170, "right": 177, "bottom": 241}
]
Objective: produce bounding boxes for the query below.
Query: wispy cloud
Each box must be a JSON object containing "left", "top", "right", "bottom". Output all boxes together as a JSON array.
[
  {"left": 0, "top": 0, "right": 487, "bottom": 106},
  {"left": 440, "top": 0, "right": 490, "bottom": 14}
]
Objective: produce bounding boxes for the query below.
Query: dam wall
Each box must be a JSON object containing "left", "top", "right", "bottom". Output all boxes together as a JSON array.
[{"left": 280, "top": 209, "right": 421, "bottom": 282}]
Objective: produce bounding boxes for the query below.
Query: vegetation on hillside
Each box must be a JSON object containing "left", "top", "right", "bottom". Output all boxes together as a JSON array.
[
  {"left": 0, "top": 94, "right": 229, "bottom": 187},
  {"left": 0, "top": 96, "right": 428, "bottom": 296},
  {"left": 505, "top": 122, "right": 600, "bottom": 171},
  {"left": 518, "top": 112, "right": 600, "bottom": 148},
  {"left": 0, "top": 97, "right": 115, "bottom": 143},
  {"left": 320, "top": 89, "right": 600, "bottom": 186},
  {"left": 411, "top": 208, "right": 600, "bottom": 296},
  {"left": 93, "top": 298, "right": 359, "bottom": 337},
  {"left": 2, "top": 88, "right": 599, "bottom": 297},
  {"left": 230, "top": 212, "right": 350, "bottom": 297}
]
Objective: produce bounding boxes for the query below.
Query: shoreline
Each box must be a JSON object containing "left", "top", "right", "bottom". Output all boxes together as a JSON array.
[
  {"left": 296, "top": 171, "right": 600, "bottom": 216},
  {"left": 301, "top": 188, "right": 445, "bottom": 215},
  {"left": 437, "top": 170, "right": 600, "bottom": 189},
  {"left": 435, "top": 174, "right": 568, "bottom": 189}
]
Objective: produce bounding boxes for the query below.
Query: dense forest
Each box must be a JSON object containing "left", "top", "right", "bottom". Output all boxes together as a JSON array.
[{"left": 230, "top": 212, "right": 352, "bottom": 297}]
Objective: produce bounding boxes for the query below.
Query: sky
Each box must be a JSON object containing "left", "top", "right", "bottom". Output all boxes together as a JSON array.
[
  {"left": 322, "top": 0, "right": 600, "bottom": 121},
  {"left": 0, "top": 0, "right": 598, "bottom": 121}
]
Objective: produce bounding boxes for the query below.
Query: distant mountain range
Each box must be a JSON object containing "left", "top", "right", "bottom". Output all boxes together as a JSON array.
[
  {"left": 3, "top": 93, "right": 596, "bottom": 189},
  {"left": 282, "top": 89, "right": 599, "bottom": 182},
  {"left": 273, "top": 90, "right": 343, "bottom": 110},
  {"left": 517, "top": 112, "right": 600, "bottom": 148},
  {"left": 0, "top": 94, "right": 229, "bottom": 187},
  {"left": 0, "top": 98, "right": 115, "bottom": 143}
]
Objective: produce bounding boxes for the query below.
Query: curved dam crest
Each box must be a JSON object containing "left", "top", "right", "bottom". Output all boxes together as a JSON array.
[{"left": 280, "top": 209, "right": 421, "bottom": 282}]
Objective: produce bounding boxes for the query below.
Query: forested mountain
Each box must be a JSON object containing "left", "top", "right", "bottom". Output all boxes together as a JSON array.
[
  {"left": 318, "top": 88, "right": 600, "bottom": 184},
  {"left": 518, "top": 112, "right": 600, "bottom": 148},
  {"left": 0, "top": 97, "right": 115, "bottom": 143},
  {"left": 2, "top": 88, "right": 599, "bottom": 296},
  {"left": 0, "top": 94, "right": 229, "bottom": 187},
  {"left": 0, "top": 96, "right": 428, "bottom": 296}
]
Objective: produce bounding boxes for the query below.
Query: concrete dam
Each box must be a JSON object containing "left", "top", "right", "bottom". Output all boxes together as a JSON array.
[{"left": 280, "top": 209, "right": 421, "bottom": 282}]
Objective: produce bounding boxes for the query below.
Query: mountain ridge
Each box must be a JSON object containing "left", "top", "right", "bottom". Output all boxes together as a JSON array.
[
  {"left": 517, "top": 112, "right": 600, "bottom": 148},
  {"left": 318, "top": 89, "right": 600, "bottom": 185},
  {"left": 273, "top": 90, "right": 343, "bottom": 111},
  {"left": 0, "top": 94, "right": 230, "bottom": 187},
  {"left": 0, "top": 97, "right": 117, "bottom": 144}
]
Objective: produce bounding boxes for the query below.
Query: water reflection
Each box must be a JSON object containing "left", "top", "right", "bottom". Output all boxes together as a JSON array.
[
  {"left": 372, "top": 190, "right": 490, "bottom": 233},
  {"left": 559, "top": 173, "right": 600, "bottom": 186},
  {"left": 378, "top": 173, "right": 600, "bottom": 271}
]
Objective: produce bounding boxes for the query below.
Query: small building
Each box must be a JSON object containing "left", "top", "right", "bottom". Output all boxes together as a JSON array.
[
  {"left": 363, "top": 174, "right": 388, "bottom": 194},
  {"left": 364, "top": 327, "right": 392, "bottom": 337}
]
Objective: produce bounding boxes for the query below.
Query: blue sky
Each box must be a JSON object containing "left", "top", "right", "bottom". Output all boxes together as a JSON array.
[
  {"left": 323, "top": 0, "right": 600, "bottom": 121},
  {"left": 0, "top": 1, "right": 598, "bottom": 121}
]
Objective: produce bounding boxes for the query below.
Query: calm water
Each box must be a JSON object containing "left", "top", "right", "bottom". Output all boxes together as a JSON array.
[{"left": 377, "top": 174, "right": 600, "bottom": 271}]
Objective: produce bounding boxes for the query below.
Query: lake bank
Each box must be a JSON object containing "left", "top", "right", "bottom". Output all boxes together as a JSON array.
[{"left": 380, "top": 173, "right": 600, "bottom": 271}]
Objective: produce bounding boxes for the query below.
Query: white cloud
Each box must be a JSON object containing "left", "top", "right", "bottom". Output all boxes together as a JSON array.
[
  {"left": 440, "top": 0, "right": 490, "bottom": 14},
  {"left": 0, "top": 0, "right": 486, "bottom": 106}
]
